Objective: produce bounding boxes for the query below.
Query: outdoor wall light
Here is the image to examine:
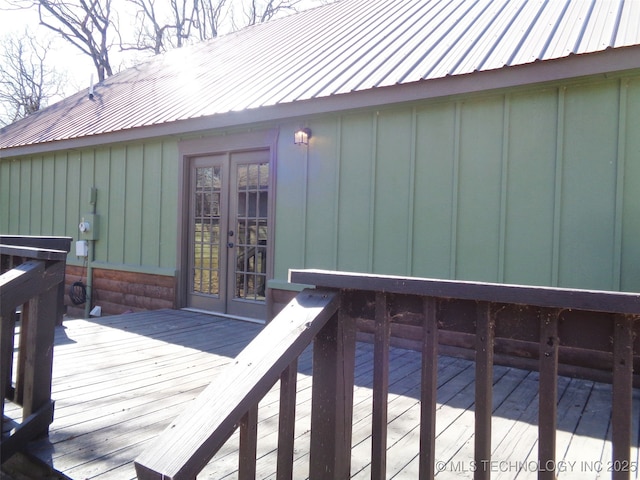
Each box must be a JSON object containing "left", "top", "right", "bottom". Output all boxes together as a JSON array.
[{"left": 294, "top": 127, "right": 312, "bottom": 145}]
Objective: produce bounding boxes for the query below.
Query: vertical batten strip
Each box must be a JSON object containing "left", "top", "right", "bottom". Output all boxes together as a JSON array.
[
  {"left": 551, "top": 87, "right": 565, "bottom": 287},
  {"left": 419, "top": 297, "right": 438, "bottom": 480},
  {"left": 407, "top": 107, "right": 417, "bottom": 276},
  {"left": 474, "top": 301, "right": 495, "bottom": 480},
  {"left": 21, "top": 159, "right": 32, "bottom": 234},
  {"left": 333, "top": 118, "right": 342, "bottom": 271},
  {"left": 301, "top": 135, "right": 309, "bottom": 268},
  {"left": 538, "top": 308, "right": 559, "bottom": 480},
  {"left": 277, "top": 360, "right": 298, "bottom": 480},
  {"left": 239, "top": 404, "right": 259, "bottom": 480},
  {"left": 498, "top": 96, "right": 510, "bottom": 283},
  {"left": 450, "top": 102, "right": 462, "bottom": 278},
  {"left": 157, "top": 143, "right": 164, "bottom": 267},
  {"left": 612, "top": 314, "right": 634, "bottom": 480},
  {"left": 103, "top": 149, "right": 112, "bottom": 262},
  {"left": 139, "top": 145, "right": 146, "bottom": 263},
  {"left": 612, "top": 79, "right": 628, "bottom": 291},
  {"left": 372, "top": 291, "right": 390, "bottom": 480},
  {"left": 368, "top": 113, "right": 378, "bottom": 272}
]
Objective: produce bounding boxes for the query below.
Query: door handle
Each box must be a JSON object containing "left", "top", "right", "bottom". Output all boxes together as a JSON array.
[{"left": 228, "top": 242, "right": 234, "bottom": 248}]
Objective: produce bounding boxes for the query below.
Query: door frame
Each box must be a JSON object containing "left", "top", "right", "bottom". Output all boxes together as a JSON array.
[{"left": 176, "top": 129, "right": 279, "bottom": 320}]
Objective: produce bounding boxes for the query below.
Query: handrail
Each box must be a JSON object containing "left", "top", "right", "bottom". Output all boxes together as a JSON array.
[
  {"left": 135, "top": 289, "right": 342, "bottom": 479},
  {"left": 1, "top": 237, "right": 71, "bottom": 460},
  {"left": 136, "top": 269, "right": 640, "bottom": 480},
  {"left": 289, "top": 269, "right": 640, "bottom": 314}
]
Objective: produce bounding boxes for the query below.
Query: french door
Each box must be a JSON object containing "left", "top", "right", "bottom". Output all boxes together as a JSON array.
[{"left": 188, "top": 149, "right": 269, "bottom": 320}]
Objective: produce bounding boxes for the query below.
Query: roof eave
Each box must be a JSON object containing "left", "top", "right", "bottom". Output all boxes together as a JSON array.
[{"left": 2, "top": 45, "right": 640, "bottom": 159}]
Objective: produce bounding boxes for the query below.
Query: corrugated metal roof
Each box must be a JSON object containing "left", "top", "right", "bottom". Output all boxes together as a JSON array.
[{"left": 2, "top": 0, "right": 640, "bottom": 151}]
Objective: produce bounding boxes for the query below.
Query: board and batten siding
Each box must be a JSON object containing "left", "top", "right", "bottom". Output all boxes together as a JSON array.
[
  {"left": 273, "top": 74, "right": 640, "bottom": 294},
  {"left": 0, "top": 140, "right": 179, "bottom": 275}
]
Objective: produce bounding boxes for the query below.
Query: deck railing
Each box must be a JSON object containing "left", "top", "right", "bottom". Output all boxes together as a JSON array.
[
  {"left": 135, "top": 269, "right": 640, "bottom": 480},
  {"left": 0, "top": 236, "right": 71, "bottom": 459}
]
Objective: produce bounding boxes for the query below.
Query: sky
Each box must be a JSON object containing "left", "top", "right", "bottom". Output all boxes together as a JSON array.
[
  {"left": 0, "top": 0, "right": 328, "bottom": 106},
  {"left": 0, "top": 0, "right": 97, "bottom": 99}
]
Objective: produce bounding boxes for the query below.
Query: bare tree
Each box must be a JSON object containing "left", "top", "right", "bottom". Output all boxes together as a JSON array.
[
  {"left": 120, "top": 0, "right": 173, "bottom": 54},
  {"left": 243, "top": 0, "right": 302, "bottom": 25},
  {"left": 120, "top": 0, "right": 206, "bottom": 54},
  {"left": 125, "top": 0, "right": 306, "bottom": 56},
  {"left": 0, "top": 31, "right": 65, "bottom": 126},
  {"left": 193, "top": 0, "right": 228, "bottom": 40},
  {"left": 6, "top": 0, "right": 116, "bottom": 82}
]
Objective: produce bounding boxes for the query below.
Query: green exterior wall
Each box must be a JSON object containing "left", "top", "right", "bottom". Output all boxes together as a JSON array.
[
  {"left": 0, "top": 140, "right": 179, "bottom": 275},
  {"left": 2, "top": 72, "right": 640, "bottom": 299},
  {"left": 273, "top": 75, "right": 640, "bottom": 293}
]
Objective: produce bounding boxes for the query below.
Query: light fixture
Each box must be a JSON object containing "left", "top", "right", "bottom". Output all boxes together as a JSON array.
[{"left": 294, "top": 127, "right": 312, "bottom": 145}]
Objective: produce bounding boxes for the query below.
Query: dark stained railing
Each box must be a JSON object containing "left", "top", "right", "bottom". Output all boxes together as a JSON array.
[
  {"left": 0, "top": 236, "right": 71, "bottom": 459},
  {"left": 135, "top": 269, "right": 640, "bottom": 480}
]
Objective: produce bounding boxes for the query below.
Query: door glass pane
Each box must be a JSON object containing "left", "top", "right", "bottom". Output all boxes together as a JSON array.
[
  {"left": 234, "top": 162, "right": 268, "bottom": 302},
  {"left": 192, "top": 166, "right": 221, "bottom": 296}
]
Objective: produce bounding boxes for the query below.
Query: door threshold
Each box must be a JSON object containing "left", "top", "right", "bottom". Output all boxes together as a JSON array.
[{"left": 181, "top": 308, "right": 266, "bottom": 325}]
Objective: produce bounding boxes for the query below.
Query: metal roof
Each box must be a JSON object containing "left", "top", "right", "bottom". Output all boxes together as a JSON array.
[{"left": 2, "top": 0, "right": 640, "bottom": 153}]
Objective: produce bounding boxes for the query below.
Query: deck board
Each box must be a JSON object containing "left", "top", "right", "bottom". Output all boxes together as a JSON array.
[{"left": 7, "top": 309, "right": 638, "bottom": 479}]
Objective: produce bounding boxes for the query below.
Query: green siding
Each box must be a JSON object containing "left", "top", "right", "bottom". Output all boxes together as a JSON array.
[
  {"left": 413, "top": 103, "right": 456, "bottom": 280},
  {"left": 0, "top": 160, "right": 10, "bottom": 231},
  {"left": 456, "top": 97, "right": 504, "bottom": 282},
  {"left": 52, "top": 154, "right": 67, "bottom": 236},
  {"left": 30, "top": 157, "right": 42, "bottom": 233},
  {"left": 159, "top": 142, "right": 178, "bottom": 269},
  {"left": 41, "top": 158, "right": 55, "bottom": 234},
  {"left": 621, "top": 78, "right": 640, "bottom": 292},
  {"left": 3, "top": 72, "right": 640, "bottom": 295},
  {"left": 124, "top": 145, "right": 144, "bottom": 265},
  {"left": 305, "top": 118, "right": 340, "bottom": 269},
  {"left": 108, "top": 146, "right": 127, "bottom": 264},
  {"left": 0, "top": 139, "right": 179, "bottom": 274},
  {"left": 65, "top": 153, "right": 82, "bottom": 242},
  {"left": 273, "top": 133, "right": 307, "bottom": 281},
  {"left": 142, "top": 143, "right": 162, "bottom": 267},
  {"left": 373, "top": 110, "right": 413, "bottom": 275},
  {"left": 337, "top": 113, "right": 375, "bottom": 273},
  {"left": 19, "top": 160, "right": 31, "bottom": 232},
  {"left": 274, "top": 74, "right": 640, "bottom": 293},
  {"left": 503, "top": 90, "right": 557, "bottom": 286},
  {"left": 559, "top": 83, "right": 619, "bottom": 290},
  {"left": 94, "top": 149, "right": 111, "bottom": 261}
]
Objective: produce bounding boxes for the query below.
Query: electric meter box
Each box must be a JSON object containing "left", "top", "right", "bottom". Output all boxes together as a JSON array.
[
  {"left": 75, "top": 240, "right": 89, "bottom": 257},
  {"left": 79, "top": 213, "right": 99, "bottom": 240}
]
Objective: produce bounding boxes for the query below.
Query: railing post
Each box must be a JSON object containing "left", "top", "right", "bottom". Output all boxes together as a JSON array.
[
  {"left": 1, "top": 239, "right": 70, "bottom": 459},
  {"left": 0, "top": 308, "right": 18, "bottom": 421},
  {"left": 309, "top": 293, "right": 356, "bottom": 480},
  {"left": 538, "top": 308, "right": 560, "bottom": 480},
  {"left": 371, "top": 292, "right": 390, "bottom": 480},
  {"left": 475, "top": 301, "right": 495, "bottom": 480},
  {"left": 612, "top": 314, "right": 635, "bottom": 480},
  {"left": 277, "top": 359, "right": 298, "bottom": 480},
  {"left": 22, "top": 286, "right": 58, "bottom": 421},
  {"left": 239, "top": 404, "right": 259, "bottom": 480},
  {"left": 419, "top": 297, "right": 438, "bottom": 480},
  {"left": 15, "top": 301, "right": 31, "bottom": 406}
]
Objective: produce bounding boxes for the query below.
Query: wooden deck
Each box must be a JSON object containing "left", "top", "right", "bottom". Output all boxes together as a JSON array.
[{"left": 7, "top": 309, "right": 640, "bottom": 479}]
